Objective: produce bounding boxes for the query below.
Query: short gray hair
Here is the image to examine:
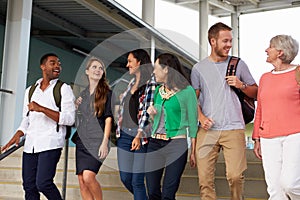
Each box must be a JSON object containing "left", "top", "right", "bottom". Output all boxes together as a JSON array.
[{"left": 270, "top": 35, "right": 299, "bottom": 64}]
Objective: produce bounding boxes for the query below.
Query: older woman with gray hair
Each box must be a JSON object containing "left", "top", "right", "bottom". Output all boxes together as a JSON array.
[{"left": 252, "top": 34, "right": 300, "bottom": 200}]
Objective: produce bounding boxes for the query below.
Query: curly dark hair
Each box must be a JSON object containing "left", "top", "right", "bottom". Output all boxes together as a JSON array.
[{"left": 40, "top": 53, "right": 58, "bottom": 65}]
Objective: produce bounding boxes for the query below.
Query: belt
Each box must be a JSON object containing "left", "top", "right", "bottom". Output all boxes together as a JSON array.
[{"left": 152, "top": 133, "right": 186, "bottom": 141}]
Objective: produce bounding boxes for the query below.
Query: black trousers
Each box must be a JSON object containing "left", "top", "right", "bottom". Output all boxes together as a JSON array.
[
  {"left": 145, "top": 138, "right": 188, "bottom": 200},
  {"left": 22, "top": 148, "right": 62, "bottom": 200}
]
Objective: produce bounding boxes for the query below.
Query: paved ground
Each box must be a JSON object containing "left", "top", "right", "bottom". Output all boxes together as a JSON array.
[
  {"left": 101, "top": 188, "right": 264, "bottom": 200},
  {"left": 0, "top": 191, "right": 266, "bottom": 200},
  {"left": 103, "top": 189, "right": 201, "bottom": 200}
]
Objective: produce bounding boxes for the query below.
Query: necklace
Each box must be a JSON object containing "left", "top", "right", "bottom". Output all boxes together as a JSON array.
[{"left": 159, "top": 85, "right": 177, "bottom": 100}]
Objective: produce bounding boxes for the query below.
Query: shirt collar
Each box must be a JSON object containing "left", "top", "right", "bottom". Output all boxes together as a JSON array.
[{"left": 35, "top": 78, "right": 59, "bottom": 85}]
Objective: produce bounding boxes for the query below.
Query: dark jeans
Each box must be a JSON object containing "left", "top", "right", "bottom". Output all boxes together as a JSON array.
[
  {"left": 117, "top": 130, "right": 148, "bottom": 200},
  {"left": 145, "top": 138, "right": 188, "bottom": 200},
  {"left": 22, "top": 148, "right": 62, "bottom": 200}
]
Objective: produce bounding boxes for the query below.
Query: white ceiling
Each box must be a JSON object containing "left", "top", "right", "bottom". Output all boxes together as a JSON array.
[{"left": 162, "top": 0, "right": 300, "bottom": 17}]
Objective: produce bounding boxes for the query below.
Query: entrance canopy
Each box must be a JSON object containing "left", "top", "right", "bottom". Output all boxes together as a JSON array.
[{"left": 163, "top": 0, "right": 300, "bottom": 17}]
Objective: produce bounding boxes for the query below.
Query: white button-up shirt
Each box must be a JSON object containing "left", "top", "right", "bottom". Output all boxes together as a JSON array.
[{"left": 18, "top": 78, "right": 75, "bottom": 153}]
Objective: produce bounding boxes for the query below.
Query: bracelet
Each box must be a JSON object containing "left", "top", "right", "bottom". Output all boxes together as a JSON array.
[{"left": 253, "top": 138, "right": 260, "bottom": 142}]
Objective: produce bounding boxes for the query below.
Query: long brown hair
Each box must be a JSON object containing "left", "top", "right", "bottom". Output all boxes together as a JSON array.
[
  {"left": 86, "top": 57, "right": 110, "bottom": 117},
  {"left": 156, "top": 53, "right": 190, "bottom": 90}
]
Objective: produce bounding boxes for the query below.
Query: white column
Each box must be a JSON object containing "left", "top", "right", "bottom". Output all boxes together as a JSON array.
[
  {"left": 142, "top": 0, "right": 155, "bottom": 63},
  {"left": 199, "top": 0, "right": 209, "bottom": 60},
  {"left": 0, "top": 0, "right": 32, "bottom": 145},
  {"left": 231, "top": 12, "right": 240, "bottom": 57},
  {"left": 142, "top": 0, "right": 155, "bottom": 26}
]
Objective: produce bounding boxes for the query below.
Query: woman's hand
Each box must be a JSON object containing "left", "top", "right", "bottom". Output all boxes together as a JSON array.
[
  {"left": 253, "top": 140, "right": 262, "bottom": 160},
  {"left": 131, "top": 137, "right": 141, "bottom": 151},
  {"left": 75, "top": 96, "right": 82, "bottom": 110},
  {"left": 147, "top": 105, "right": 157, "bottom": 121},
  {"left": 98, "top": 138, "right": 109, "bottom": 159},
  {"left": 189, "top": 138, "right": 197, "bottom": 168},
  {"left": 147, "top": 105, "right": 157, "bottom": 115},
  {"left": 189, "top": 152, "right": 196, "bottom": 168}
]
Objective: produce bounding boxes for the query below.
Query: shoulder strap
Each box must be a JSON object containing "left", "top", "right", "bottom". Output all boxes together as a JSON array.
[
  {"left": 53, "top": 80, "right": 64, "bottom": 133},
  {"left": 226, "top": 56, "right": 242, "bottom": 97},
  {"left": 28, "top": 83, "right": 38, "bottom": 103},
  {"left": 53, "top": 80, "right": 64, "bottom": 111},
  {"left": 226, "top": 56, "right": 240, "bottom": 76},
  {"left": 27, "top": 83, "right": 38, "bottom": 117}
]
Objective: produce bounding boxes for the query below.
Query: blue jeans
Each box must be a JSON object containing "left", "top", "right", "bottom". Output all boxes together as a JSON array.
[
  {"left": 22, "top": 148, "right": 62, "bottom": 200},
  {"left": 117, "top": 129, "right": 148, "bottom": 200},
  {"left": 145, "top": 138, "right": 188, "bottom": 200}
]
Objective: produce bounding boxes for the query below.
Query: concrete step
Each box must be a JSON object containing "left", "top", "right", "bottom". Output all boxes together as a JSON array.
[
  {"left": 0, "top": 146, "right": 268, "bottom": 199},
  {"left": 0, "top": 147, "right": 125, "bottom": 199},
  {"left": 178, "top": 149, "right": 267, "bottom": 199},
  {"left": 178, "top": 165, "right": 267, "bottom": 199}
]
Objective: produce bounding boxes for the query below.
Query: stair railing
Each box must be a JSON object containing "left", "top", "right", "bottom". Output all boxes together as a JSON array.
[
  {"left": 0, "top": 127, "right": 72, "bottom": 200},
  {"left": 0, "top": 137, "right": 25, "bottom": 161}
]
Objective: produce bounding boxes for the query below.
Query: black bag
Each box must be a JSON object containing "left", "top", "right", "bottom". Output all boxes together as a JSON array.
[{"left": 226, "top": 56, "right": 255, "bottom": 124}]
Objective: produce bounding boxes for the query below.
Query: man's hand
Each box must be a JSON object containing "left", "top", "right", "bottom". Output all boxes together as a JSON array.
[
  {"left": 28, "top": 101, "right": 59, "bottom": 122},
  {"left": 225, "top": 75, "right": 243, "bottom": 89},
  {"left": 199, "top": 116, "right": 214, "bottom": 131},
  {"left": 1, "top": 130, "right": 24, "bottom": 152},
  {"left": 28, "top": 101, "right": 44, "bottom": 112}
]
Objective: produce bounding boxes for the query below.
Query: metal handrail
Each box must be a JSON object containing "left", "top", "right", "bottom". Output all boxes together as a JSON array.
[
  {"left": 0, "top": 138, "right": 25, "bottom": 161},
  {"left": 0, "top": 127, "right": 72, "bottom": 200},
  {"left": 0, "top": 88, "right": 13, "bottom": 94},
  {"left": 61, "top": 126, "right": 72, "bottom": 200}
]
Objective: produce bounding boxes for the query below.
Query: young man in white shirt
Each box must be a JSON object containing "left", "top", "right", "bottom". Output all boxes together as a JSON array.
[{"left": 1, "top": 53, "right": 75, "bottom": 200}]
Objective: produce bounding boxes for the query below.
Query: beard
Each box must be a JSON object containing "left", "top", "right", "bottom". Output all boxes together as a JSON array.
[{"left": 214, "top": 44, "right": 230, "bottom": 58}]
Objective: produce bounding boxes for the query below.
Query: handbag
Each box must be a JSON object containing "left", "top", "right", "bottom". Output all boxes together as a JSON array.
[{"left": 226, "top": 56, "right": 255, "bottom": 124}]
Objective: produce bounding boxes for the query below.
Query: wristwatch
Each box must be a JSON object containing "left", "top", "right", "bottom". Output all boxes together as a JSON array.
[
  {"left": 197, "top": 121, "right": 201, "bottom": 127},
  {"left": 241, "top": 82, "right": 247, "bottom": 90}
]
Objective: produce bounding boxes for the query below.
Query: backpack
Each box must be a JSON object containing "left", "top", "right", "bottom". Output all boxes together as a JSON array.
[
  {"left": 28, "top": 80, "right": 71, "bottom": 138},
  {"left": 226, "top": 56, "right": 255, "bottom": 124}
]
